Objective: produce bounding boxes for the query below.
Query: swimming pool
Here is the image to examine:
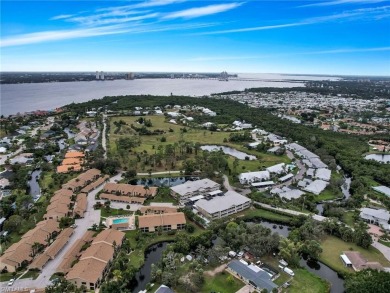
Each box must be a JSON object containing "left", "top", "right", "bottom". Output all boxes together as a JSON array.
[{"left": 113, "top": 218, "right": 129, "bottom": 224}]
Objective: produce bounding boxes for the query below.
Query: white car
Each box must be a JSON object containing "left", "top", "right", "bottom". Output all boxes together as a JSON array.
[
  {"left": 8, "top": 278, "right": 15, "bottom": 286},
  {"left": 237, "top": 251, "right": 244, "bottom": 258}
]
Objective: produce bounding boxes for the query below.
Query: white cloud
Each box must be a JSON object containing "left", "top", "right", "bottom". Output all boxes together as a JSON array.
[
  {"left": 50, "top": 14, "right": 75, "bottom": 20},
  {"left": 196, "top": 5, "right": 390, "bottom": 34},
  {"left": 163, "top": 3, "right": 243, "bottom": 19},
  {"left": 0, "top": 22, "right": 221, "bottom": 47},
  {"left": 97, "top": 0, "right": 186, "bottom": 12},
  {"left": 0, "top": 25, "right": 131, "bottom": 47},
  {"left": 299, "top": 0, "right": 386, "bottom": 8},
  {"left": 189, "top": 47, "right": 390, "bottom": 61}
]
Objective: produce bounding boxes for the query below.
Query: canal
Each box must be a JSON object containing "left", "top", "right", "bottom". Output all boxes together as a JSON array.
[{"left": 130, "top": 221, "right": 345, "bottom": 293}]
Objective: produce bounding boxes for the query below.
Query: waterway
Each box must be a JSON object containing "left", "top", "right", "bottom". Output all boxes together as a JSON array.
[
  {"left": 1, "top": 74, "right": 323, "bottom": 116},
  {"left": 131, "top": 242, "right": 170, "bottom": 293},
  {"left": 364, "top": 154, "right": 390, "bottom": 163},
  {"left": 133, "top": 221, "right": 344, "bottom": 293},
  {"left": 28, "top": 169, "right": 41, "bottom": 199},
  {"left": 200, "top": 145, "right": 256, "bottom": 160},
  {"left": 316, "top": 176, "right": 351, "bottom": 215}
]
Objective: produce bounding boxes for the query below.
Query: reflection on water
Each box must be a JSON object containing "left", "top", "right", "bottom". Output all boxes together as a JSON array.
[
  {"left": 131, "top": 242, "right": 170, "bottom": 293},
  {"left": 365, "top": 154, "right": 390, "bottom": 163},
  {"left": 201, "top": 145, "right": 256, "bottom": 160}
]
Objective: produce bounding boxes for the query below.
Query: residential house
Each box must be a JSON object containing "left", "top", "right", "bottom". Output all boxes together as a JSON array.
[
  {"left": 66, "top": 229, "right": 125, "bottom": 290},
  {"left": 138, "top": 212, "right": 186, "bottom": 232},
  {"left": 227, "top": 260, "right": 278, "bottom": 292},
  {"left": 360, "top": 208, "right": 390, "bottom": 231}
]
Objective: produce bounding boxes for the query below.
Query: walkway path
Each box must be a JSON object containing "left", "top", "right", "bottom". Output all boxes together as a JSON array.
[
  {"left": 372, "top": 240, "right": 390, "bottom": 262},
  {"left": 137, "top": 171, "right": 181, "bottom": 176},
  {"left": 253, "top": 201, "right": 327, "bottom": 222},
  {"left": 102, "top": 114, "right": 108, "bottom": 159}
]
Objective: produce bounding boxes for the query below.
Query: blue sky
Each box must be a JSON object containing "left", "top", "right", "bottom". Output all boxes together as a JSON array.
[{"left": 1, "top": 0, "right": 389, "bottom": 75}]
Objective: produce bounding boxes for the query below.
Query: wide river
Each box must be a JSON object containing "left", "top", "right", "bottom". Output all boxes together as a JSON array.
[{"left": 1, "top": 73, "right": 339, "bottom": 116}]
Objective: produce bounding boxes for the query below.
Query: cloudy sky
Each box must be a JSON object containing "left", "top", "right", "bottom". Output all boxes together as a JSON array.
[{"left": 1, "top": 0, "right": 389, "bottom": 75}]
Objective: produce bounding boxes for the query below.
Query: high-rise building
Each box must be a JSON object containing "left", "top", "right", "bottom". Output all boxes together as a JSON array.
[
  {"left": 95, "top": 71, "right": 100, "bottom": 80},
  {"left": 125, "top": 72, "right": 135, "bottom": 80},
  {"left": 100, "top": 71, "right": 105, "bottom": 80}
]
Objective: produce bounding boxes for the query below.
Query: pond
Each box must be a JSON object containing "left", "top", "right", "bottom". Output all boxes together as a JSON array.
[
  {"left": 131, "top": 242, "right": 170, "bottom": 293},
  {"left": 132, "top": 176, "right": 200, "bottom": 187},
  {"left": 64, "top": 127, "right": 75, "bottom": 139},
  {"left": 200, "top": 145, "right": 257, "bottom": 160},
  {"left": 364, "top": 154, "right": 390, "bottom": 163},
  {"left": 28, "top": 169, "right": 41, "bottom": 198},
  {"left": 300, "top": 256, "right": 345, "bottom": 293}
]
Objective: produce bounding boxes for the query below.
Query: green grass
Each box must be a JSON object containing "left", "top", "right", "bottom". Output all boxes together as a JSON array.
[
  {"left": 0, "top": 272, "right": 22, "bottom": 282},
  {"left": 315, "top": 189, "right": 342, "bottom": 201},
  {"left": 109, "top": 115, "right": 289, "bottom": 171},
  {"left": 239, "top": 207, "right": 294, "bottom": 224},
  {"left": 274, "top": 271, "right": 292, "bottom": 286},
  {"left": 319, "top": 235, "right": 390, "bottom": 274},
  {"left": 101, "top": 208, "right": 132, "bottom": 218},
  {"left": 379, "top": 239, "right": 390, "bottom": 248},
  {"left": 201, "top": 271, "right": 244, "bottom": 293},
  {"left": 20, "top": 270, "right": 39, "bottom": 280},
  {"left": 342, "top": 211, "right": 355, "bottom": 226},
  {"left": 144, "top": 187, "right": 178, "bottom": 204},
  {"left": 125, "top": 231, "right": 177, "bottom": 269},
  {"left": 286, "top": 269, "right": 330, "bottom": 293}
]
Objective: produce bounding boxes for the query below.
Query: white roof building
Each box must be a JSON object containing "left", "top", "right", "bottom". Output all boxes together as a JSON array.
[
  {"left": 266, "top": 163, "right": 286, "bottom": 175},
  {"left": 304, "top": 180, "right": 328, "bottom": 195},
  {"left": 315, "top": 168, "right": 332, "bottom": 181},
  {"left": 195, "top": 190, "right": 251, "bottom": 220},
  {"left": 360, "top": 208, "right": 390, "bottom": 231},
  {"left": 372, "top": 186, "right": 390, "bottom": 198},
  {"left": 238, "top": 171, "right": 270, "bottom": 184},
  {"left": 279, "top": 189, "right": 305, "bottom": 200},
  {"left": 170, "top": 179, "right": 220, "bottom": 204}
]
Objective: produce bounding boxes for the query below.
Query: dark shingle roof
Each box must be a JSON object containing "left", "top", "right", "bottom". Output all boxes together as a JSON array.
[{"left": 228, "top": 260, "right": 277, "bottom": 291}]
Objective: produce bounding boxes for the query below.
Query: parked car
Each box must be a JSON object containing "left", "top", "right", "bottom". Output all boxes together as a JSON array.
[
  {"left": 8, "top": 278, "right": 15, "bottom": 286},
  {"left": 237, "top": 251, "right": 244, "bottom": 258},
  {"left": 70, "top": 224, "right": 77, "bottom": 228}
]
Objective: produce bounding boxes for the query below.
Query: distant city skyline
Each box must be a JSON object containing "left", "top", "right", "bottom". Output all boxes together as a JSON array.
[{"left": 1, "top": 0, "right": 390, "bottom": 75}]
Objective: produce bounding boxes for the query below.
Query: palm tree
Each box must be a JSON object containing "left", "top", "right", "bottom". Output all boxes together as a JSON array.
[
  {"left": 144, "top": 185, "right": 150, "bottom": 198},
  {"left": 113, "top": 269, "right": 122, "bottom": 281}
]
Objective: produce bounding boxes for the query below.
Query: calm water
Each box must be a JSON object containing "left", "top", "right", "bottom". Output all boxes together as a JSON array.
[
  {"left": 365, "top": 154, "right": 390, "bottom": 163},
  {"left": 28, "top": 169, "right": 41, "bottom": 197},
  {"left": 131, "top": 242, "right": 169, "bottom": 293},
  {"left": 200, "top": 145, "right": 256, "bottom": 160},
  {"left": 1, "top": 73, "right": 338, "bottom": 116}
]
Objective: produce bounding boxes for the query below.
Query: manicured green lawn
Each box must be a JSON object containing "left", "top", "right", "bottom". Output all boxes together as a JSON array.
[
  {"left": 201, "top": 271, "right": 244, "bottom": 293},
  {"left": 20, "top": 270, "right": 39, "bottom": 280},
  {"left": 342, "top": 211, "right": 355, "bottom": 226},
  {"left": 274, "top": 271, "right": 292, "bottom": 286},
  {"left": 0, "top": 272, "right": 21, "bottom": 282},
  {"left": 287, "top": 269, "right": 330, "bottom": 293},
  {"left": 239, "top": 207, "right": 294, "bottom": 224},
  {"left": 319, "top": 235, "right": 390, "bottom": 273}
]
